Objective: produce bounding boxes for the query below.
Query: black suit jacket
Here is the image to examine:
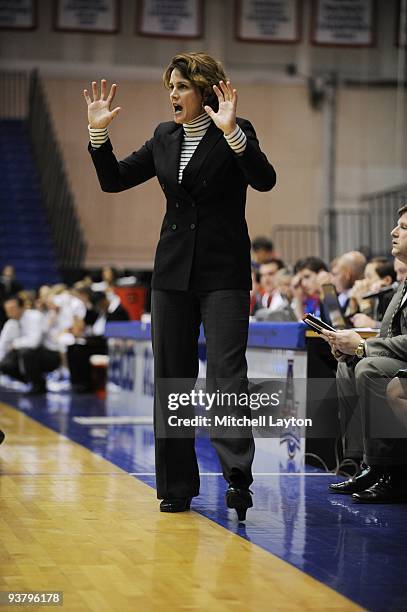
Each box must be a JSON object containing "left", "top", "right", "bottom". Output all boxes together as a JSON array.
[
  {"left": 107, "top": 304, "right": 130, "bottom": 322},
  {"left": 89, "top": 117, "right": 276, "bottom": 291}
]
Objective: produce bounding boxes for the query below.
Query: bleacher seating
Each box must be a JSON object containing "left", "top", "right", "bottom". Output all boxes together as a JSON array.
[{"left": 0, "top": 119, "right": 60, "bottom": 288}]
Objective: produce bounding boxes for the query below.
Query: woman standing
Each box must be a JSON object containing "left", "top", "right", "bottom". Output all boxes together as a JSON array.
[{"left": 84, "top": 53, "right": 276, "bottom": 519}]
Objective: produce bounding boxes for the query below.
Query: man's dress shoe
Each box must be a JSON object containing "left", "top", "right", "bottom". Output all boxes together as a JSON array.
[
  {"left": 160, "top": 498, "right": 191, "bottom": 513},
  {"left": 352, "top": 473, "right": 407, "bottom": 503},
  {"left": 329, "top": 464, "right": 383, "bottom": 494}
]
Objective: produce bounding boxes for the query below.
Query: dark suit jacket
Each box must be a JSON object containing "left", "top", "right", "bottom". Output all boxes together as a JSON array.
[
  {"left": 89, "top": 117, "right": 276, "bottom": 291},
  {"left": 0, "top": 280, "right": 23, "bottom": 301},
  {"left": 366, "top": 281, "right": 407, "bottom": 360},
  {"left": 106, "top": 304, "right": 130, "bottom": 322}
]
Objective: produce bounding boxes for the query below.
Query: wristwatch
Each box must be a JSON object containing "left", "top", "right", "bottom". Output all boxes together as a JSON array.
[{"left": 355, "top": 340, "right": 366, "bottom": 359}]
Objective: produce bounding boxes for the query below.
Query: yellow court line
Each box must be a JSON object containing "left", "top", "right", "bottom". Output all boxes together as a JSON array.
[{"left": 0, "top": 402, "right": 361, "bottom": 612}]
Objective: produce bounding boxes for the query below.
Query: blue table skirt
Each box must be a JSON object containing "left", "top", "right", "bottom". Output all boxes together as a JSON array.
[{"left": 106, "top": 321, "right": 306, "bottom": 351}]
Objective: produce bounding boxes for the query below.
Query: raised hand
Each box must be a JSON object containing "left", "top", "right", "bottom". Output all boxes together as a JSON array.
[
  {"left": 83, "top": 79, "right": 121, "bottom": 129},
  {"left": 204, "top": 80, "right": 237, "bottom": 135}
]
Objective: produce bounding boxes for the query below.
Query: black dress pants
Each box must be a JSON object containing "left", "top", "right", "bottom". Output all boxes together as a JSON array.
[
  {"left": 0, "top": 347, "right": 60, "bottom": 386},
  {"left": 67, "top": 337, "right": 108, "bottom": 391},
  {"left": 337, "top": 356, "right": 407, "bottom": 466},
  {"left": 151, "top": 289, "right": 255, "bottom": 499}
]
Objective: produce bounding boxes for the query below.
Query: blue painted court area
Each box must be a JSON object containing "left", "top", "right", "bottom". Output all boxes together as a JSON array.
[{"left": 1, "top": 388, "right": 407, "bottom": 611}]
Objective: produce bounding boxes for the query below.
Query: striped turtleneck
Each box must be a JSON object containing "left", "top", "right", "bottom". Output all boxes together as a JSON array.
[
  {"left": 178, "top": 113, "right": 247, "bottom": 183},
  {"left": 178, "top": 113, "right": 211, "bottom": 183},
  {"left": 88, "top": 113, "right": 247, "bottom": 184}
]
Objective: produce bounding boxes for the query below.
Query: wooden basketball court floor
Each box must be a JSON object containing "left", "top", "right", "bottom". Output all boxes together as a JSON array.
[{"left": 1, "top": 388, "right": 407, "bottom": 611}]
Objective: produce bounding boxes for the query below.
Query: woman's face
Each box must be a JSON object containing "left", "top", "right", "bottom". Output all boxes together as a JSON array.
[{"left": 169, "top": 68, "right": 203, "bottom": 124}]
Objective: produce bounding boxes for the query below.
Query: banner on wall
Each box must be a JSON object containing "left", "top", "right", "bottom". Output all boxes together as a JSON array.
[
  {"left": 54, "top": 0, "right": 119, "bottom": 33},
  {"left": 137, "top": 0, "right": 203, "bottom": 39},
  {"left": 235, "top": 0, "right": 302, "bottom": 43},
  {"left": 311, "top": 0, "right": 376, "bottom": 47},
  {"left": 0, "top": 0, "right": 36, "bottom": 30}
]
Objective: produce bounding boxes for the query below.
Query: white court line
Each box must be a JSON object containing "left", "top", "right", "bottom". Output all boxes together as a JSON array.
[
  {"left": 129, "top": 472, "right": 333, "bottom": 476},
  {"left": 74, "top": 416, "right": 153, "bottom": 425}
]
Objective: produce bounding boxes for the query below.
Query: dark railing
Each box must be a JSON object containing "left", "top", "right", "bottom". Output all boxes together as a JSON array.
[
  {"left": 25, "top": 70, "right": 86, "bottom": 267},
  {"left": 360, "top": 184, "right": 407, "bottom": 256},
  {"left": 319, "top": 207, "right": 371, "bottom": 261},
  {"left": 272, "top": 224, "right": 322, "bottom": 265},
  {"left": 0, "top": 70, "right": 28, "bottom": 118},
  {"left": 274, "top": 190, "right": 405, "bottom": 265},
  {"left": 319, "top": 185, "right": 407, "bottom": 260}
]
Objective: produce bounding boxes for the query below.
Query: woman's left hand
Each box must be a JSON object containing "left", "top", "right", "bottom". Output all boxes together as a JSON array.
[{"left": 204, "top": 80, "right": 237, "bottom": 135}]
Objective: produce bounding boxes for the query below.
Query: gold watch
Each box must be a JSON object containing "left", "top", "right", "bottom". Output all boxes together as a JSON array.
[{"left": 355, "top": 340, "right": 366, "bottom": 359}]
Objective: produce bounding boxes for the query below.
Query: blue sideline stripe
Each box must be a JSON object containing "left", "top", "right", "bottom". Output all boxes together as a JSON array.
[{"left": 105, "top": 321, "right": 307, "bottom": 350}]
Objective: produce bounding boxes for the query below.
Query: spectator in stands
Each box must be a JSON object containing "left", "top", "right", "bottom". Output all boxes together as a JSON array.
[
  {"left": 0, "top": 265, "right": 23, "bottom": 298},
  {"left": 351, "top": 258, "right": 397, "bottom": 328},
  {"left": 290, "top": 272, "right": 307, "bottom": 321},
  {"left": 251, "top": 237, "right": 274, "bottom": 269},
  {"left": 294, "top": 256, "right": 328, "bottom": 318},
  {"left": 0, "top": 296, "right": 60, "bottom": 394},
  {"left": 253, "top": 258, "right": 285, "bottom": 312},
  {"left": 275, "top": 268, "right": 295, "bottom": 302},
  {"left": 72, "top": 284, "right": 96, "bottom": 327},
  {"left": 323, "top": 204, "right": 407, "bottom": 503},
  {"left": 51, "top": 285, "right": 87, "bottom": 332},
  {"left": 330, "top": 251, "right": 367, "bottom": 312},
  {"left": 91, "top": 266, "right": 118, "bottom": 298},
  {"left": 0, "top": 265, "right": 23, "bottom": 331},
  {"left": 255, "top": 266, "right": 297, "bottom": 321},
  {"left": 35, "top": 285, "right": 51, "bottom": 313},
  {"left": 19, "top": 290, "right": 36, "bottom": 310},
  {"left": 250, "top": 268, "right": 261, "bottom": 316},
  {"left": 67, "top": 291, "right": 129, "bottom": 393},
  {"left": 91, "top": 290, "right": 129, "bottom": 332}
]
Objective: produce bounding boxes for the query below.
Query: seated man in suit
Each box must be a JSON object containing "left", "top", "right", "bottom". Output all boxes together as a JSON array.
[
  {"left": 0, "top": 296, "right": 60, "bottom": 394},
  {"left": 322, "top": 205, "right": 407, "bottom": 503}
]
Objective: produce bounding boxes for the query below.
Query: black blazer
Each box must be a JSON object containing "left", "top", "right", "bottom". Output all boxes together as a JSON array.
[{"left": 89, "top": 117, "right": 276, "bottom": 291}]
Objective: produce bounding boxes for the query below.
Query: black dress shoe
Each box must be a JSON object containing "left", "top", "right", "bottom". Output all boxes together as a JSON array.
[
  {"left": 0, "top": 430, "right": 4, "bottom": 445},
  {"left": 352, "top": 473, "right": 407, "bottom": 503},
  {"left": 160, "top": 498, "right": 191, "bottom": 513},
  {"left": 329, "top": 464, "right": 383, "bottom": 494},
  {"left": 72, "top": 384, "right": 92, "bottom": 394},
  {"left": 225, "top": 487, "right": 253, "bottom": 521},
  {"left": 25, "top": 382, "right": 47, "bottom": 396}
]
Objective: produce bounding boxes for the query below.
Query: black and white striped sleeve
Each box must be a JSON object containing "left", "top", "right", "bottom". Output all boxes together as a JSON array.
[
  {"left": 88, "top": 126, "right": 109, "bottom": 149},
  {"left": 224, "top": 125, "right": 247, "bottom": 156}
]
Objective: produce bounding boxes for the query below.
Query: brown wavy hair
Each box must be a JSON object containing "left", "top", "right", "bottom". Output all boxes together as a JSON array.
[{"left": 163, "top": 52, "right": 227, "bottom": 112}]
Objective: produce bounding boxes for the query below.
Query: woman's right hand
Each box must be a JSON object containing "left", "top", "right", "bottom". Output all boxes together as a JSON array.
[{"left": 83, "top": 79, "right": 121, "bottom": 128}]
